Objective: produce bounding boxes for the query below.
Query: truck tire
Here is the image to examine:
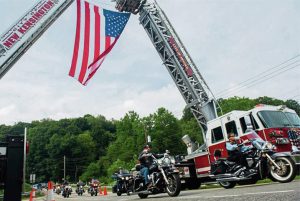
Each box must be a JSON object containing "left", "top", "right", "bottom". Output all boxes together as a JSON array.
[
  {"left": 180, "top": 182, "right": 187, "bottom": 190},
  {"left": 186, "top": 179, "right": 201, "bottom": 189}
]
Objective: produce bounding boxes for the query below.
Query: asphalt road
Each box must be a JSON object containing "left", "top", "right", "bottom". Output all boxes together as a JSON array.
[{"left": 52, "top": 181, "right": 300, "bottom": 201}]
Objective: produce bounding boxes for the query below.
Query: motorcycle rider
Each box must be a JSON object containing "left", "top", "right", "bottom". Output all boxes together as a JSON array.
[
  {"left": 226, "top": 132, "right": 251, "bottom": 170},
  {"left": 138, "top": 144, "right": 154, "bottom": 188},
  {"left": 61, "top": 179, "right": 71, "bottom": 197},
  {"left": 88, "top": 178, "right": 99, "bottom": 195},
  {"left": 138, "top": 144, "right": 163, "bottom": 189},
  {"left": 76, "top": 180, "right": 85, "bottom": 193}
]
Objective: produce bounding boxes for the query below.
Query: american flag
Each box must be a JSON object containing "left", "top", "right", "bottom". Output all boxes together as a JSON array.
[{"left": 69, "top": 0, "right": 130, "bottom": 85}]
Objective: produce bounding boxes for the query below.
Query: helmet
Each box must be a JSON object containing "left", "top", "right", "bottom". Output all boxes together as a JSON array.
[{"left": 144, "top": 144, "right": 151, "bottom": 149}]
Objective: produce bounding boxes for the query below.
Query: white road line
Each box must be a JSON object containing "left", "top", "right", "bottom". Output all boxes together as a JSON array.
[
  {"left": 210, "top": 190, "right": 295, "bottom": 198},
  {"left": 176, "top": 189, "right": 295, "bottom": 200}
]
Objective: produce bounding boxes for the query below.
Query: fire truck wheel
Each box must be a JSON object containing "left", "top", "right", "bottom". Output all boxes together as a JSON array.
[
  {"left": 180, "top": 182, "right": 187, "bottom": 190},
  {"left": 218, "top": 181, "right": 236, "bottom": 189},
  {"left": 186, "top": 179, "right": 201, "bottom": 189}
]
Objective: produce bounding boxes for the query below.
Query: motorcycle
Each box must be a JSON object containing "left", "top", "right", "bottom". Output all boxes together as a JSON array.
[
  {"left": 129, "top": 151, "right": 181, "bottom": 199},
  {"left": 210, "top": 134, "right": 297, "bottom": 189},
  {"left": 75, "top": 185, "right": 84, "bottom": 196},
  {"left": 88, "top": 184, "right": 98, "bottom": 196},
  {"left": 55, "top": 185, "right": 61, "bottom": 195},
  {"left": 112, "top": 169, "right": 133, "bottom": 196},
  {"left": 62, "top": 185, "right": 72, "bottom": 198}
]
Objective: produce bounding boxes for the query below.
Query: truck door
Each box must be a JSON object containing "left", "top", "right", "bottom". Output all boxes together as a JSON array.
[{"left": 208, "top": 124, "right": 226, "bottom": 163}]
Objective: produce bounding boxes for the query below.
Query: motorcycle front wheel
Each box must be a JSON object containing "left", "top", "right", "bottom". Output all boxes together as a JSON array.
[
  {"left": 269, "top": 156, "right": 296, "bottom": 183},
  {"left": 218, "top": 181, "right": 236, "bottom": 189},
  {"left": 166, "top": 174, "right": 181, "bottom": 197}
]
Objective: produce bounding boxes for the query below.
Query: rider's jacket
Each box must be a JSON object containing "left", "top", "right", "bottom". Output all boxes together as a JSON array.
[
  {"left": 226, "top": 141, "right": 251, "bottom": 157},
  {"left": 138, "top": 151, "right": 164, "bottom": 168},
  {"left": 138, "top": 151, "right": 154, "bottom": 168}
]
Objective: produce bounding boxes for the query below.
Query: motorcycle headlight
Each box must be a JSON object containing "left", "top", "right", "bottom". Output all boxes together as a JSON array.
[
  {"left": 292, "top": 145, "right": 300, "bottom": 153},
  {"left": 265, "top": 142, "right": 274, "bottom": 150},
  {"left": 121, "top": 177, "right": 125, "bottom": 180},
  {"left": 276, "top": 138, "right": 290, "bottom": 145},
  {"left": 125, "top": 176, "right": 129, "bottom": 180},
  {"left": 163, "top": 158, "right": 171, "bottom": 165}
]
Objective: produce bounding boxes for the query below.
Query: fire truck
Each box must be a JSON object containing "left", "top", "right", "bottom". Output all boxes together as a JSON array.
[{"left": 1, "top": 0, "right": 299, "bottom": 192}]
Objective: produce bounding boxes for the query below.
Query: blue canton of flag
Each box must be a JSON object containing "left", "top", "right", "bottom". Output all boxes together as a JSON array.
[{"left": 104, "top": 9, "right": 130, "bottom": 37}]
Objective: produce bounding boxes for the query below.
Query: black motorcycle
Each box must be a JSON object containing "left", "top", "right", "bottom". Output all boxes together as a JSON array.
[
  {"left": 88, "top": 185, "right": 98, "bottom": 196},
  {"left": 112, "top": 169, "right": 133, "bottom": 196},
  {"left": 75, "top": 185, "right": 84, "bottom": 196},
  {"left": 62, "top": 185, "right": 72, "bottom": 198},
  {"left": 129, "top": 151, "right": 181, "bottom": 199},
  {"left": 210, "top": 134, "right": 297, "bottom": 189}
]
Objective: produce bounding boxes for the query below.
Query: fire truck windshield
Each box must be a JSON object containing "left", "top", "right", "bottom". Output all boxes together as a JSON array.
[{"left": 257, "top": 111, "right": 300, "bottom": 128}]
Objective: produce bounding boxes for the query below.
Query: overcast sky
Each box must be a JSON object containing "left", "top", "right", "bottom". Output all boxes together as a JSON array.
[{"left": 0, "top": 0, "right": 299, "bottom": 125}]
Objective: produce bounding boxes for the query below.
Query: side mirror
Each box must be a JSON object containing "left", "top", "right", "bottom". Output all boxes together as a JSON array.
[{"left": 244, "top": 115, "right": 254, "bottom": 132}]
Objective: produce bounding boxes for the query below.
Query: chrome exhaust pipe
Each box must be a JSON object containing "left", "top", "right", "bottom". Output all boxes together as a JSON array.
[{"left": 216, "top": 177, "right": 249, "bottom": 182}]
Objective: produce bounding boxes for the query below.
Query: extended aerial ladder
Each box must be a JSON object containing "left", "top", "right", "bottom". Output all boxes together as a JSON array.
[
  {"left": 0, "top": 0, "right": 75, "bottom": 79},
  {"left": 114, "top": 0, "right": 220, "bottom": 136}
]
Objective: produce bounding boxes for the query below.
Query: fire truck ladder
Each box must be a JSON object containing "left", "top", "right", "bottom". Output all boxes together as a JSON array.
[
  {"left": 115, "top": 0, "right": 220, "bottom": 135},
  {"left": 0, "top": 0, "right": 75, "bottom": 79}
]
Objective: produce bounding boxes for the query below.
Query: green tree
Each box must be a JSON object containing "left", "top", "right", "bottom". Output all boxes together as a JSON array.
[
  {"left": 149, "top": 108, "right": 185, "bottom": 155},
  {"left": 285, "top": 99, "right": 300, "bottom": 116},
  {"left": 218, "top": 96, "right": 256, "bottom": 114},
  {"left": 180, "top": 108, "right": 203, "bottom": 145}
]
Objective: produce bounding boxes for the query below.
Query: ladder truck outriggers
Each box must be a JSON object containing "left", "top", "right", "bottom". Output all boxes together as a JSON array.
[
  {"left": 113, "top": 0, "right": 300, "bottom": 189},
  {"left": 0, "top": 0, "right": 299, "bottom": 192}
]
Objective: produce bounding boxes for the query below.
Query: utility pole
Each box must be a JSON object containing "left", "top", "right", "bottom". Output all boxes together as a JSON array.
[
  {"left": 22, "top": 127, "right": 27, "bottom": 193},
  {"left": 64, "top": 155, "right": 66, "bottom": 181},
  {"left": 75, "top": 165, "right": 77, "bottom": 182}
]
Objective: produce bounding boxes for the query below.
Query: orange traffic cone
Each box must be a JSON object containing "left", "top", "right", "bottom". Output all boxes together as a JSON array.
[
  {"left": 47, "top": 181, "right": 55, "bottom": 201},
  {"left": 99, "top": 186, "right": 102, "bottom": 195},
  {"left": 103, "top": 186, "right": 107, "bottom": 196},
  {"left": 29, "top": 188, "right": 36, "bottom": 201}
]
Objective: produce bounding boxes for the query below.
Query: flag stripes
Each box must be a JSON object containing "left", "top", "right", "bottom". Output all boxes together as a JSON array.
[{"left": 69, "top": 0, "right": 130, "bottom": 85}]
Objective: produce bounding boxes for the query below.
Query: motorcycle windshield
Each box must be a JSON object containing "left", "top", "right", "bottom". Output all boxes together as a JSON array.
[
  {"left": 247, "top": 130, "right": 263, "bottom": 140},
  {"left": 252, "top": 138, "right": 265, "bottom": 150}
]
